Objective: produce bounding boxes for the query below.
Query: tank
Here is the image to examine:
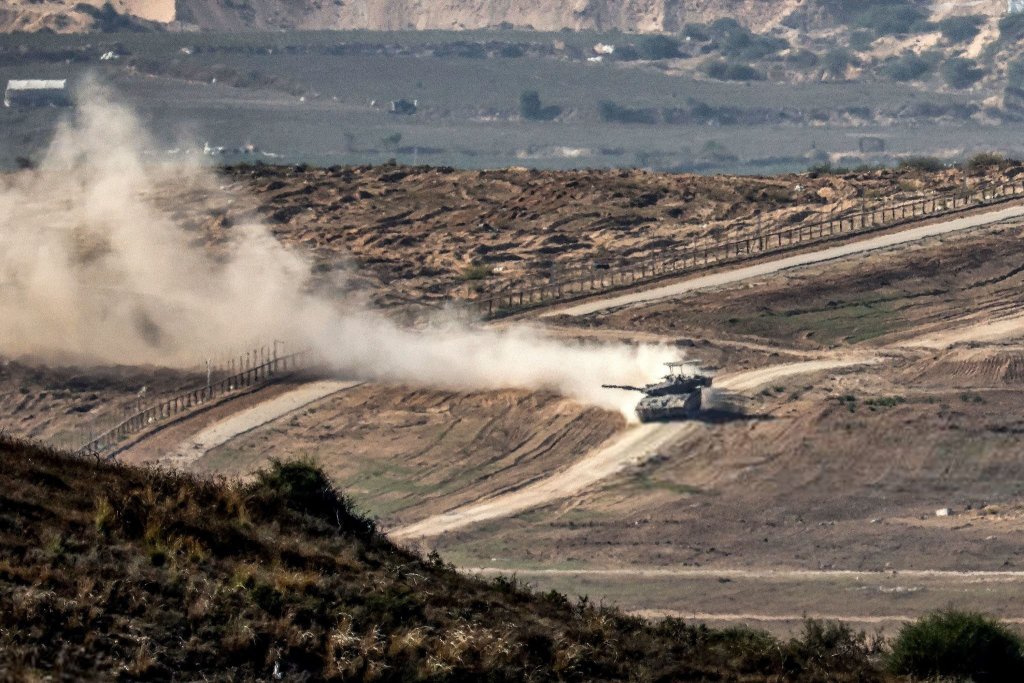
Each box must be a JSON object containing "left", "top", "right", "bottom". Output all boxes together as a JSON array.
[{"left": 602, "top": 362, "right": 712, "bottom": 422}]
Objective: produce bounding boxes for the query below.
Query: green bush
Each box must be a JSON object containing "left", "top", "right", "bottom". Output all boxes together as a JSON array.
[
  {"left": 942, "top": 57, "right": 985, "bottom": 89},
  {"left": 700, "top": 59, "right": 765, "bottom": 82},
  {"left": 639, "top": 35, "right": 682, "bottom": 60},
  {"left": 245, "top": 459, "right": 376, "bottom": 538},
  {"left": 898, "top": 156, "right": 944, "bottom": 172},
  {"left": 880, "top": 52, "right": 933, "bottom": 81},
  {"left": 461, "top": 264, "right": 493, "bottom": 280},
  {"left": 964, "top": 151, "right": 1005, "bottom": 173},
  {"left": 999, "top": 13, "right": 1024, "bottom": 43},
  {"left": 599, "top": 100, "right": 659, "bottom": 124},
  {"left": 939, "top": 14, "right": 985, "bottom": 44},
  {"left": 520, "top": 90, "right": 561, "bottom": 121},
  {"left": 888, "top": 610, "right": 1024, "bottom": 683},
  {"left": 786, "top": 49, "right": 819, "bottom": 69},
  {"left": 849, "top": 29, "right": 876, "bottom": 52},
  {"left": 682, "top": 22, "right": 709, "bottom": 41},
  {"left": 1009, "top": 56, "right": 1024, "bottom": 89},
  {"left": 854, "top": 3, "right": 931, "bottom": 36},
  {"left": 822, "top": 48, "right": 854, "bottom": 79},
  {"left": 784, "top": 620, "right": 879, "bottom": 680}
]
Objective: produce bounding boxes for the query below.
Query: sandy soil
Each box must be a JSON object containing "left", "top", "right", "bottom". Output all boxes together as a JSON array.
[
  {"left": 209, "top": 164, "right": 1018, "bottom": 310},
  {"left": 394, "top": 357, "right": 874, "bottom": 541}
]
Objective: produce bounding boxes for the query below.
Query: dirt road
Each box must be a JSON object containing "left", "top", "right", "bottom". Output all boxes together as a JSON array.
[
  {"left": 391, "top": 358, "right": 871, "bottom": 540},
  {"left": 155, "top": 380, "right": 361, "bottom": 469},
  {"left": 544, "top": 204, "right": 1024, "bottom": 318}
]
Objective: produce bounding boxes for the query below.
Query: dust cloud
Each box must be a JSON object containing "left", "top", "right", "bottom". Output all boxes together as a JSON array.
[{"left": 0, "top": 83, "right": 677, "bottom": 418}]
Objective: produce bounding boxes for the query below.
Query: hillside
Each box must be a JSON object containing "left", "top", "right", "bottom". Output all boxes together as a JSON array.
[
  {"left": 0, "top": 435, "right": 884, "bottom": 680},
  {"left": 0, "top": 0, "right": 1006, "bottom": 34}
]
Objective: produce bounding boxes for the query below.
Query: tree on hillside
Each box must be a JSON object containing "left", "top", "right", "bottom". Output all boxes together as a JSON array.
[
  {"left": 822, "top": 48, "right": 854, "bottom": 79},
  {"left": 520, "top": 91, "right": 562, "bottom": 121},
  {"left": 941, "top": 57, "right": 984, "bottom": 89},
  {"left": 639, "top": 35, "right": 682, "bottom": 60},
  {"left": 938, "top": 14, "right": 984, "bottom": 44}
]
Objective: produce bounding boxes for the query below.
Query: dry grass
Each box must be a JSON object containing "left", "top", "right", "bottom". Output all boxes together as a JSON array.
[{"left": 0, "top": 435, "right": 887, "bottom": 681}]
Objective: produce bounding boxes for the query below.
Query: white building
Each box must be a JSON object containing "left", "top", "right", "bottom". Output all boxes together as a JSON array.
[{"left": 4, "top": 79, "right": 70, "bottom": 108}]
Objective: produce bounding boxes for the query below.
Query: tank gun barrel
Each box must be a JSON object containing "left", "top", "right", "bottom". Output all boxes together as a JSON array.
[{"left": 601, "top": 384, "right": 645, "bottom": 392}]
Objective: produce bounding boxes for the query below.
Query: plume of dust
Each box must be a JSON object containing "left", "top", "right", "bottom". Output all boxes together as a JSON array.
[{"left": 0, "top": 81, "right": 679, "bottom": 419}]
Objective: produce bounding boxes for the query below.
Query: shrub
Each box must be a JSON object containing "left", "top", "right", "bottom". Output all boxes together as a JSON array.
[
  {"left": 520, "top": 90, "right": 561, "bottom": 121},
  {"left": 245, "top": 459, "right": 376, "bottom": 537},
  {"left": 639, "top": 35, "right": 682, "bottom": 60},
  {"left": 784, "top": 620, "right": 879, "bottom": 680},
  {"left": 822, "top": 48, "right": 854, "bottom": 79},
  {"left": 942, "top": 57, "right": 985, "bottom": 89},
  {"left": 613, "top": 43, "right": 641, "bottom": 61},
  {"left": 964, "top": 151, "right": 1004, "bottom": 172},
  {"left": 598, "top": 100, "right": 659, "bottom": 124},
  {"left": 461, "top": 264, "right": 492, "bottom": 280},
  {"left": 939, "top": 14, "right": 984, "bottom": 43},
  {"left": 700, "top": 59, "right": 765, "bottom": 81},
  {"left": 1009, "top": 56, "right": 1024, "bottom": 89},
  {"left": 849, "top": 29, "right": 876, "bottom": 52},
  {"left": 786, "top": 48, "right": 819, "bottom": 69},
  {"left": 854, "top": 3, "right": 931, "bottom": 36},
  {"left": 999, "top": 12, "right": 1024, "bottom": 43},
  {"left": 682, "top": 22, "right": 709, "bottom": 41},
  {"left": 880, "top": 52, "right": 932, "bottom": 81},
  {"left": 888, "top": 610, "right": 1024, "bottom": 683},
  {"left": 708, "top": 17, "right": 744, "bottom": 37},
  {"left": 898, "top": 156, "right": 944, "bottom": 172}
]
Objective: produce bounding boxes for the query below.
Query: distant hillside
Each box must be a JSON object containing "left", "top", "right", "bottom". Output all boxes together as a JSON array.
[
  {"left": 1, "top": 0, "right": 1005, "bottom": 34},
  {"left": 172, "top": 0, "right": 795, "bottom": 33},
  {"left": 0, "top": 435, "right": 883, "bottom": 680}
]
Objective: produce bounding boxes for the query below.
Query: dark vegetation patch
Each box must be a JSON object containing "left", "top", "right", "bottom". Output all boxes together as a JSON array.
[{"left": 888, "top": 610, "right": 1024, "bottom": 682}]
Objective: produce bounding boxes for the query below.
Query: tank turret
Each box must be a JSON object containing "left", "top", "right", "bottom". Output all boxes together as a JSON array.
[{"left": 603, "top": 361, "right": 712, "bottom": 422}]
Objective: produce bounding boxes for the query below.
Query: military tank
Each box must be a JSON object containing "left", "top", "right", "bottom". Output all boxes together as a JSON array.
[{"left": 603, "top": 362, "right": 712, "bottom": 422}]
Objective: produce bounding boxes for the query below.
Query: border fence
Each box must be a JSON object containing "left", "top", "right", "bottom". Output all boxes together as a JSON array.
[
  {"left": 75, "top": 348, "right": 315, "bottom": 458},
  {"left": 471, "top": 179, "right": 1024, "bottom": 318}
]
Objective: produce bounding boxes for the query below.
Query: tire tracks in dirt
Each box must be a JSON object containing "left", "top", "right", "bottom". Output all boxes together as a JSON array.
[{"left": 391, "top": 358, "right": 874, "bottom": 540}]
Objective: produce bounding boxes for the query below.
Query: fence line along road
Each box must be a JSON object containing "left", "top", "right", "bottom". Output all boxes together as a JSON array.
[
  {"left": 471, "top": 180, "right": 1024, "bottom": 319},
  {"left": 75, "top": 349, "right": 315, "bottom": 459}
]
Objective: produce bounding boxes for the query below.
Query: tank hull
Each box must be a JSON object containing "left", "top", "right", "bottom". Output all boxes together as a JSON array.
[{"left": 635, "top": 389, "right": 702, "bottom": 422}]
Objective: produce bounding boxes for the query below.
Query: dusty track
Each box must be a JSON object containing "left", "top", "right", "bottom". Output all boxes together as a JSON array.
[
  {"left": 154, "top": 380, "right": 361, "bottom": 469},
  {"left": 544, "top": 203, "right": 1024, "bottom": 317},
  {"left": 391, "top": 358, "right": 872, "bottom": 540}
]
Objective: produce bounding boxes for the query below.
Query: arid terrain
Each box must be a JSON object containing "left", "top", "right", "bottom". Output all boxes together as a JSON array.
[
  {"left": 8, "top": 161, "right": 1024, "bottom": 640},
  {"left": 219, "top": 163, "right": 1017, "bottom": 308}
]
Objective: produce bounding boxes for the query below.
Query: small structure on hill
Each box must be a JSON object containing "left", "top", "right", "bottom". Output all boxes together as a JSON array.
[{"left": 4, "top": 80, "right": 71, "bottom": 108}]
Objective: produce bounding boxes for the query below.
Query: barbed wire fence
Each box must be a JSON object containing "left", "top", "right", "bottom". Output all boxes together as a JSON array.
[
  {"left": 74, "top": 342, "right": 318, "bottom": 459},
  {"left": 470, "top": 179, "right": 1024, "bottom": 318}
]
